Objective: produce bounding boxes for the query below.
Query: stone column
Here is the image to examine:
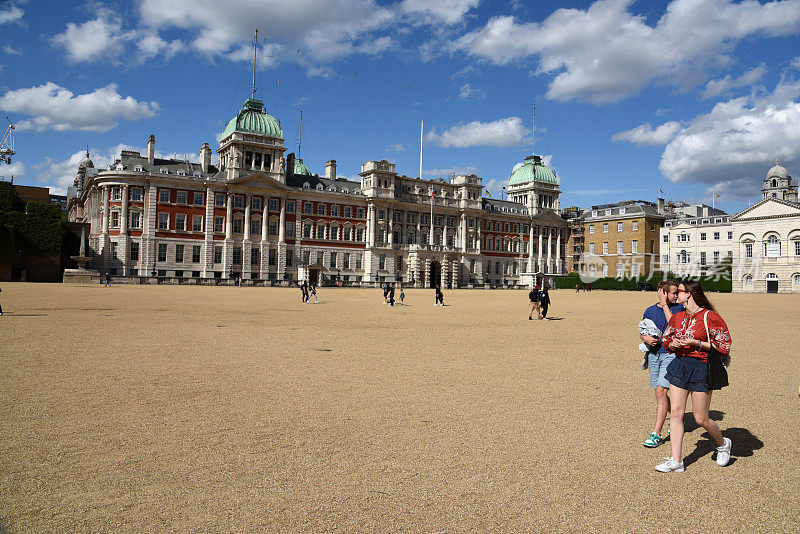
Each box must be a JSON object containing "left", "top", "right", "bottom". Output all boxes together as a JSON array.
[
  {"left": 547, "top": 227, "right": 553, "bottom": 272},
  {"left": 556, "top": 229, "right": 562, "bottom": 274},
  {"left": 460, "top": 214, "right": 467, "bottom": 253},
  {"left": 429, "top": 211, "right": 434, "bottom": 246},
  {"left": 101, "top": 186, "right": 109, "bottom": 235},
  {"left": 278, "top": 197, "right": 286, "bottom": 243},
  {"left": 261, "top": 203, "right": 268, "bottom": 241},
  {"left": 477, "top": 223, "right": 482, "bottom": 251},
  {"left": 443, "top": 216, "right": 448, "bottom": 248},
  {"left": 120, "top": 185, "right": 129, "bottom": 234},
  {"left": 260, "top": 154, "right": 265, "bottom": 172},
  {"left": 224, "top": 192, "right": 233, "bottom": 278},
  {"left": 527, "top": 222, "right": 535, "bottom": 272},
  {"left": 388, "top": 208, "right": 394, "bottom": 246},
  {"left": 243, "top": 195, "right": 251, "bottom": 241},
  {"left": 225, "top": 193, "right": 233, "bottom": 239},
  {"left": 202, "top": 187, "right": 214, "bottom": 277},
  {"left": 538, "top": 230, "right": 543, "bottom": 272},
  {"left": 416, "top": 213, "right": 422, "bottom": 244}
]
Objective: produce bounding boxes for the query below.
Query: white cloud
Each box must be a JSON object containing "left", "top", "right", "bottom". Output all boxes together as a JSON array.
[
  {"left": 458, "top": 83, "right": 484, "bottom": 99},
  {"left": 52, "top": 12, "right": 183, "bottom": 64},
  {"left": 399, "top": 0, "right": 481, "bottom": 25},
  {"left": 612, "top": 121, "right": 682, "bottom": 146},
  {"left": 453, "top": 0, "right": 800, "bottom": 104},
  {"left": 483, "top": 178, "right": 503, "bottom": 197},
  {"left": 1, "top": 161, "right": 25, "bottom": 180},
  {"left": 702, "top": 65, "right": 767, "bottom": 99},
  {"left": 426, "top": 117, "right": 529, "bottom": 148},
  {"left": 791, "top": 56, "right": 800, "bottom": 69},
  {"left": 424, "top": 165, "right": 480, "bottom": 177},
  {"left": 659, "top": 78, "right": 800, "bottom": 198},
  {"left": 0, "top": 83, "right": 158, "bottom": 132},
  {"left": 386, "top": 143, "right": 406, "bottom": 152},
  {"left": 3, "top": 45, "right": 22, "bottom": 56},
  {"left": 0, "top": 5, "right": 23, "bottom": 24}
]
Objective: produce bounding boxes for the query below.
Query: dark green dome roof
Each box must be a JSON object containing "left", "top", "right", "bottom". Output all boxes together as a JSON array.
[
  {"left": 294, "top": 157, "right": 311, "bottom": 175},
  {"left": 221, "top": 98, "right": 282, "bottom": 139},
  {"left": 509, "top": 155, "right": 559, "bottom": 185}
]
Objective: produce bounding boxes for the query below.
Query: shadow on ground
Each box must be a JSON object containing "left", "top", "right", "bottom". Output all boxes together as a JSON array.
[{"left": 682, "top": 410, "right": 764, "bottom": 467}]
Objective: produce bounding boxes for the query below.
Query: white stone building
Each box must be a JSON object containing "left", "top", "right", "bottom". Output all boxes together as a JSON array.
[{"left": 659, "top": 203, "right": 733, "bottom": 277}]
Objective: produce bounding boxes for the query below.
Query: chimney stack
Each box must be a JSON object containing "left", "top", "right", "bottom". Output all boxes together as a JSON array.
[
  {"left": 200, "top": 143, "right": 211, "bottom": 173},
  {"left": 147, "top": 134, "right": 155, "bottom": 165},
  {"left": 657, "top": 197, "right": 665, "bottom": 214},
  {"left": 326, "top": 159, "right": 337, "bottom": 180}
]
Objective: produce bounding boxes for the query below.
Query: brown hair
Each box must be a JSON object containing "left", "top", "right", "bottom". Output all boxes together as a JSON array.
[
  {"left": 681, "top": 279, "right": 716, "bottom": 312},
  {"left": 658, "top": 279, "right": 678, "bottom": 292}
]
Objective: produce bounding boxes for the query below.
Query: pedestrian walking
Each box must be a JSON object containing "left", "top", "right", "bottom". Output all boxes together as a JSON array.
[
  {"left": 528, "top": 284, "right": 541, "bottom": 319},
  {"left": 638, "top": 280, "right": 683, "bottom": 449},
  {"left": 300, "top": 280, "right": 309, "bottom": 303},
  {"left": 389, "top": 283, "right": 395, "bottom": 306},
  {"left": 309, "top": 283, "right": 319, "bottom": 303},
  {"left": 399, "top": 288, "right": 405, "bottom": 305},
  {"left": 434, "top": 285, "right": 444, "bottom": 306},
  {"left": 655, "top": 280, "right": 733, "bottom": 473},
  {"left": 539, "top": 285, "right": 551, "bottom": 319},
  {"left": 104, "top": 273, "right": 111, "bottom": 287}
]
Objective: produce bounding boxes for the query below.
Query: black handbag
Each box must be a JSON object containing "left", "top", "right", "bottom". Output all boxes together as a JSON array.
[{"left": 703, "top": 311, "right": 729, "bottom": 390}]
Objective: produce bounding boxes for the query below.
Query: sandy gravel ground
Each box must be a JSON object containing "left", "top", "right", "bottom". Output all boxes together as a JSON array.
[{"left": 1, "top": 283, "right": 798, "bottom": 532}]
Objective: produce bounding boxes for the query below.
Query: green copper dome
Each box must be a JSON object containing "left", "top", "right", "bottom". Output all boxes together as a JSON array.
[
  {"left": 508, "top": 155, "right": 559, "bottom": 185},
  {"left": 294, "top": 157, "right": 311, "bottom": 175},
  {"left": 221, "top": 98, "right": 283, "bottom": 140}
]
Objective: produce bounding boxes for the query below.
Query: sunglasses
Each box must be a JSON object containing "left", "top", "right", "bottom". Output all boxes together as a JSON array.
[{"left": 678, "top": 289, "right": 691, "bottom": 294}]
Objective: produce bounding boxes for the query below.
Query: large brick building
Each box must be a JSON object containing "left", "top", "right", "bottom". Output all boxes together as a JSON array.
[{"left": 67, "top": 97, "right": 568, "bottom": 288}]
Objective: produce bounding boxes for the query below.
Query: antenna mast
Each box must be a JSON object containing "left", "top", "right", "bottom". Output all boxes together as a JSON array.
[
  {"left": 532, "top": 104, "right": 535, "bottom": 157},
  {"left": 419, "top": 120, "right": 423, "bottom": 180},
  {"left": 298, "top": 110, "right": 303, "bottom": 157},
  {"left": 251, "top": 28, "right": 258, "bottom": 99}
]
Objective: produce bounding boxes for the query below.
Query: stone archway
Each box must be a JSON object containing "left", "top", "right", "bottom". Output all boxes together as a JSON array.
[{"left": 429, "top": 260, "right": 441, "bottom": 289}]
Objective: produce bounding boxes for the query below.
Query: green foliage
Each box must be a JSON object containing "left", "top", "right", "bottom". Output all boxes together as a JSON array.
[
  {"left": 0, "top": 185, "right": 64, "bottom": 257},
  {"left": 556, "top": 259, "right": 732, "bottom": 293}
]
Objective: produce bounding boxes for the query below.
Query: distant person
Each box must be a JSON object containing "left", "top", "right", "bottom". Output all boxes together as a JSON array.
[
  {"left": 300, "top": 281, "right": 309, "bottom": 303},
  {"left": 389, "top": 283, "right": 395, "bottom": 306},
  {"left": 383, "top": 282, "right": 389, "bottom": 303},
  {"left": 309, "top": 283, "right": 318, "bottom": 303},
  {"left": 434, "top": 285, "right": 444, "bottom": 306},
  {"left": 399, "top": 288, "right": 405, "bottom": 305},
  {"left": 539, "top": 286, "right": 551, "bottom": 320},
  {"left": 576, "top": 283, "right": 580, "bottom": 292},
  {"left": 104, "top": 273, "right": 111, "bottom": 287},
  {"left": 656, "top": 280, "right": 733, "bottom": 473},
  {"left": 528, "top": 286, "right": 540, "bottom": 320},
  {"left": 638, "top": 280, "right": 683, "bottom": 449}
]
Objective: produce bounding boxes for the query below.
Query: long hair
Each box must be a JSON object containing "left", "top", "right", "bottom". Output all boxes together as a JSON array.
[{"left": 681, "top": 279, "right": 715, "bottom": 312}]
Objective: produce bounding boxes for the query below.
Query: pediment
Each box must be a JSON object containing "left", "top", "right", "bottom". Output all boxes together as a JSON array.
[
  {"left": 535, "top": 209, "right": 567, "bottom": 225},
  {"left": 732, "top": 198, "right": 800, "bottom": 221},
  {"left": 227, "top": 171, "right": 292, "bottom": 191}
]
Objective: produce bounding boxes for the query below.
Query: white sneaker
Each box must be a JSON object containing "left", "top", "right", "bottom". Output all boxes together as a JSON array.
[
  {"left": 655, "top": 457, "right": 685, "bottom": 473},
  {"left": 716, "top": 437, "right": 732, "bottom": 466}
]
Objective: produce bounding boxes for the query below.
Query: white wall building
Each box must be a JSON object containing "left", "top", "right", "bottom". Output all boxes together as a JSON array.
[{"left": 660, "top": 207, "right": 733, "bottom": 277}]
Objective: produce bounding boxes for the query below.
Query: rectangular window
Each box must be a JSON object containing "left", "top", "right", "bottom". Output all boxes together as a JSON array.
[
  {"left": 700, "top": 232, "right": 707, "bottom": 241},
  {"left": 379, "top": 254, "right": 386, "bottom": 270},
  {"left": 233, "top": 247, "right": 242, "bottom": 265},
  {"left": 662, "top": 254, "right": 669, "bottom": 264},
  {"left": 602, "top": 264, "right": 608, "bottom": 277},
  {"left": 355, "top": 254, "right": 362, "bottom": 269},
  {"left": 233, "top": 196, "right": 244, "bottom": 208},
  {"left": 329, "top": 252, "right": 337, "bottom": 269},
  {"left": 269, "top": 248, "right": 277, "bottom": 266},
  {"left": 215, "top": 194, "right": 225, "bottom": 207},
  {"left": 192, "top": 245, "right": 201, "bottom": 263},
  {"left": 727, "top": 231, "right": 733, "bottom": 240},
  {"left": 602, "top": 242, "right": 608, "bottom": 255},
  {"left": 286, "top": 249, "right": 293, "bottom": 267},
  {"left": 252, "top": 197, "right": 261, "bottom": 210},
  {"left": 617, "top": 222, "right": 623, "bottom": 232},
  {"left": 344, "top": 206, "right": 352, "bottom": 218},
  {"left": 130, "top": 241, "right": 139, "bottom": 261},
  {"left": 233, "top": 218, "right": 243, "bottom": 234},
  {"left": 176, "top": 191, "right": 187, "bottom": 204},
  {"left": 176, "top": 214, "right": 187, "bottom": 231},
  {"left": 303, "top": 202, "right": 312, "bottom": 214},
  {"left": 632, "top": 221, "right": 639, "bottom": 231},
  {"left": 303, "top": 251, "right": 311, "bottom": 265},
  {"left": 357, "top": 208, "right": 365, "bottom": 219},
  {"left": 632, "top": 240, "right": 639, "bottom": 253},
  {"left": 331, "top": 205, "right": 339, "bottom": 217},
  {"left": 603, "top": 223, "right": 608, "bottom": 233},
  {"left": 158, "top": 213, "right": 169, "bottom": 230},
  {"left": 317, "top": 224, "right": 325, "bottom": 239},
  {"left": 380, "top": 210, "right": 387, "bottom": 220},
  {"left": 286, "top": 201, "right": 295, "bottom": 213},
  {"left": 213, "top": 246, "right": 222, "bottom": 264},
  {"left": 356, "top": 228, "right": 364, "bottom": 242},
  {"left": 251, "top": 218, "right": 261, "bottom": 236},
  {"left": 713, "top": 232, "right": 720, "bottom": 240},
  {"left": 159, "top": 189, "right": 170, "bottom": 203},
  {"left": 286, "top": 224, "right": 295, "bottom": 238},
  {"left": 214, "top": 216, "right": 224, "bottom": 233},
  {"left": 194, "top": 192, "right": 204, "bottom": 205},
  {"left": 795, "top": 241, "right": 800, "bottom": 256},
  {"left": 111, "top": 241, "right": 118, "bottom": 259},
  {"left": 331, "top": 226, "right": 339, "bottom": 240},
  {"left": 269, "top": 199, "right": 278, "bottom": 211},
  {"left": 589, "top": 243, "right": 595, "bottom": 254},
  {"left": 316, "top": 252, "right": 324, "bottom": 265},
  {"left": 251, "top": 248, "right": 260, "bottom": 266},
  {"left": 111, "top": 187, "right": 121, "bottom": 200},
  {"left": 317, "top": 204, "right": 326, "bottom": 215},
  {"left": 192, "top": 215, "right": 203, "bottom": 232},
  {"left": 589, "top": 225, "right": 595, "bottom": 234},
  {"left": 130, "top": 212, "right": 141, "bottom": 229},
  {"left": 617, "top": 241, "right": 623, "bottom": 254},
  {"left": 303, "top": 224, "right": 312, "bottom": 238},
  {"left": 343, "top": 227, "right": 351, "bottom": 241},
  {"left": 616, "top": 263, "right": 623, "bottom": 277},
  {"left": 130, "top": 188, "right": 142, "bottom": 201},
  {"left": 663, "top": 234, "right": 668, "bottom": 242},
  {"left": 745, "top": 243, "right": 753, "bottom": 258},
  {"left": 157, "top": 243, "right": 167, "bottom": 262},
  {"left": 269, "top": 220, "right": 277, "bottom": 236},
  {"left": 631, "top": 264, "right": 639, "bottom": 277},
  {"left": 110, "top": 211, "right": 120, "bottom": 228},
  {"left": 713, "top": 251, "right": 720, "bottom": 264},
  {"left": 175, "top": 244, "right": 184, "bottom": 263},
  {"left": 344, "top": 252, "right": 351, "bottom": 268},
  {"left": 700, "top": 251, "right": 706, "bottom": 266}
]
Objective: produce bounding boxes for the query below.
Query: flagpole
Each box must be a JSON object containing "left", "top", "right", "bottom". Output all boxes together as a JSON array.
[{"left": 419, "top": 120, "right": 423, "bottom": 180}]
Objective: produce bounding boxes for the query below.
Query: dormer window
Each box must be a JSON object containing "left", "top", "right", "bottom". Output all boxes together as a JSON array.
[
  {"left": 160, "top": 168, "right": 168, "bottom": 174},
  {"left": 303, "top": 182, "right": 310, "bottom": 189},
  {"left": 134, "top": 165, "right": 143, "bottom": 172},
  {"left": 316, "top": 183, "right": 324, "bottom": 190},
  {"left": 193, "top": 172, "right": 201, "bottom": 177},
  {"left": 619, "top": 207, "right": 626, "bottom": 214},
  {"left": 177, "top": 169, "right": 186, "bottom": 176},
  {"left": 115, "top": 163, "right": 124, "bottom": 170}
]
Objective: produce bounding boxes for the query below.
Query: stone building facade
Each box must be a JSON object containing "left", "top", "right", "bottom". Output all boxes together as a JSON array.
[{"left": 67, "top": 97, "right": 569, "bottom": 288}]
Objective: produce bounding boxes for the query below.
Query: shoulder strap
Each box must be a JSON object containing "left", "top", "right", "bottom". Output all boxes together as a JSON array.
[{"left": 703, "top": 310, "right": 711, "bottom": 347}]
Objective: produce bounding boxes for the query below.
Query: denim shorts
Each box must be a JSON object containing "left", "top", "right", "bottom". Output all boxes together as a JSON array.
[
  {"left": 648, "top": 352, "right": 675, "bottom": 389},
  {"left": 665, "top": 356, "right": 709, "bottom": 392}
]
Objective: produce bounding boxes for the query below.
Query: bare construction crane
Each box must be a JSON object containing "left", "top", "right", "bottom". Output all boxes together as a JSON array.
[{"left": 0, "top": 111, "right": 14, "bottom": 165}]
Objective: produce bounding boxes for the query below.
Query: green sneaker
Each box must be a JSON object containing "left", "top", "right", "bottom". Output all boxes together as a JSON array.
[{"left": 643, "top": 432, "right": 665, "bottom": 448}]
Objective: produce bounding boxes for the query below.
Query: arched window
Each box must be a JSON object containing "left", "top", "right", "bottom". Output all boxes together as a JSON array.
[
  {"left": 772, "top": 179, "right": 777, "bottom": 187},
  {"left": 764, "top": 234, "right": 781, "bottom": 257},
  {"left": 744, "top": 275, "right": 753, "bottom": 287},
  {"left": 792, "top": 273, "right": 800, "bottom": 287}
]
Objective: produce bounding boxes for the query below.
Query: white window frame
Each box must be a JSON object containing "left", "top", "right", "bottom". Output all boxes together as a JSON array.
[
  {"left": 176, "top": 214, "right": 187, "bottom": 231},
  {"left": 158, "top": 212, "right": 169, "bottom": 230}
]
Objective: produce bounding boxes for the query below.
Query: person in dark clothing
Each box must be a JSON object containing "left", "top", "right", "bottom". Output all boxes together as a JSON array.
[
  {"left": 383, "top": 282, "right": 389, "bottom": 303},
  {"left": 434, "top": 285, "right": 444, "bottom": 306},
  {"left": 300, "top": 281, "right": 309, "bottom": 303},
  {"left": 539, "top": 286, "right": 551, "bottom": 320},
  {"left": 389, "top": 283, "right": 396, "bottom": 306},
  {"left": 528, "top": 286, "right": 540, "bottom": 320}
]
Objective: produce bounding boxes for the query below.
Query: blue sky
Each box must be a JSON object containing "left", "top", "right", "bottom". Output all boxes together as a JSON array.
[{"left": 2, "top": 0, "right": 800, "bottom": 214}]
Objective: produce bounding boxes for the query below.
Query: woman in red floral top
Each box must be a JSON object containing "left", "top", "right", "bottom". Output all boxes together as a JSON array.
[{"left": 654, "top": 280, "right": 733, "bottom": 473}]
